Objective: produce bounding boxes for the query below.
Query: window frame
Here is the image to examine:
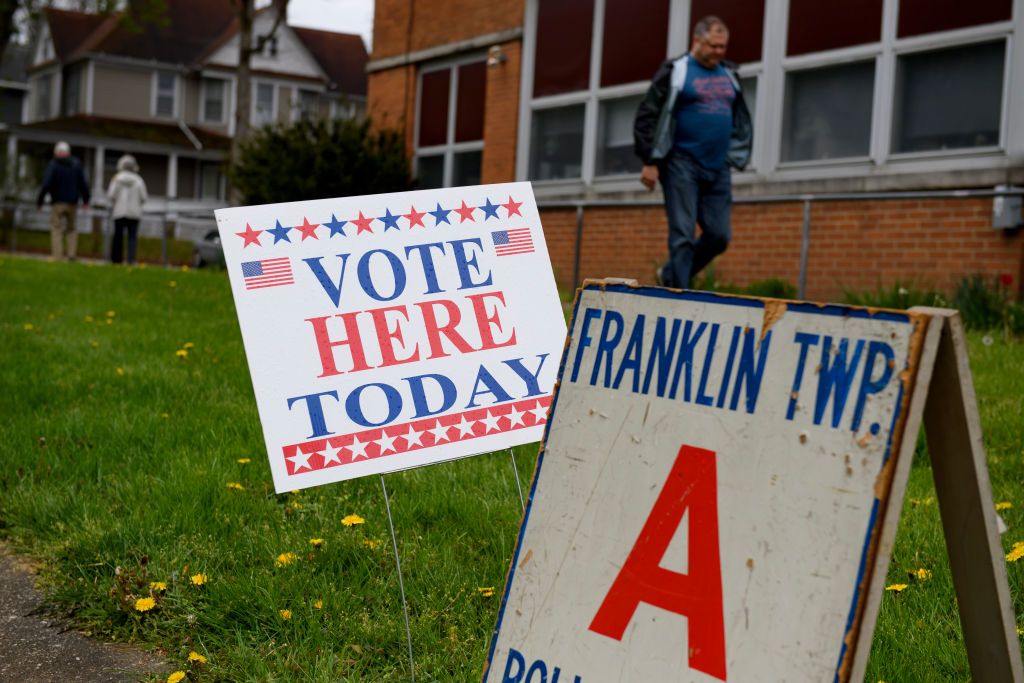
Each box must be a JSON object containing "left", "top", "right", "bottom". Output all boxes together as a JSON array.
[
  {"left": 151, "top": 70, "right": 179, "bottom": 119},
  {"left": 251, "top": 80, "right": 278, "bottom": 128},
  {"left": 293, "top": 88, "right": 322, "bottom": 123},
  {"left": 201, "top": 76, "right": 229, "bottom": 125},
  {"left": 413, "top": 53, "right": 487, "bottom": 188},
  {"left": 518, "top": 0, "right": 1021, "bottom": 192}
]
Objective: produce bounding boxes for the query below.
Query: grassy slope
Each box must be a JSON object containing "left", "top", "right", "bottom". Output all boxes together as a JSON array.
[{"left": 1, "top": 256, "right": 1021, "bottom": 681}]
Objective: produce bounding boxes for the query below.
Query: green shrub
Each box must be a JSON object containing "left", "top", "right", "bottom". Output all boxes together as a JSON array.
[
  {"left": 691, "top": 270, "right": 798, "bottom": 300},
  {"left": 230, "top": 117, "right": 413, "bottom": 205},
  {"left": 952, "top": 274, "right": 1007, "bottom": 330},
  {"left": 841, "top": 282, "right": 947, "bottom": 310}
]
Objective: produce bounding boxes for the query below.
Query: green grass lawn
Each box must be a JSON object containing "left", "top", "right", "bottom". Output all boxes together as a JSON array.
[{"left": 1, "top": 256, "right": 1021, "bottom": 681}]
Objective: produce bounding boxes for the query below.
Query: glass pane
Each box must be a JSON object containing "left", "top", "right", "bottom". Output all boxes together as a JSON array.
[
  {"left": 255, "top": 83, "right": 274, "bottom": 126},
  {"left": 416, "top": 154, "right": 445, "bottom": 189},
  {"left": 898, "top": 0, "right": 1011, "bottom": 38},
  {"left": 200, "top": 163, "right": 222, "bottom": 200},
  {"left": 739, "top": 76, "right": 756, "bottom": 126},
  {"left": 781, "top": 61, "right": 874, "bottom": 162},
  {"left": 204, "top": 80, "right": 224, "bottom": 122},
  {"left": 455, "top": 61, "right": 486, "bottom": 142},
  {"left": 453, "top": 150, "right": 482, "bottom": 186},
  {"left": 596, "top": 94, "right": 643, "bottom": 176},
  {"left": 690, "top": 0, "right": 764, "bottom": 65},
  {"left": 600, "top": 0, "right": 669, "bottom": 87},
  {"left": 787, "top": 0, "right": 881, "bottom": 56},
  {"left": 419, "top": 69, "right": 450, "bottom": 147},
  {"left": 529, "top": 104, "right": 585, "bottom": 180},
  {"left": 892, "top": 41, "right": 1004, "bottom": 153},
  {"left": 533, "top": 0, "right": 594, "bottom": 97}
]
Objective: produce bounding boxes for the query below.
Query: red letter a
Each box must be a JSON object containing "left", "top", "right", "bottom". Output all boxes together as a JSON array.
[{"left": 589, "top": 444, "right": 726, "bottom": 681}]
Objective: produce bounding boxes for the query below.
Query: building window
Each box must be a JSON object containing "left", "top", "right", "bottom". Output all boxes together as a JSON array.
[
  {"left": 415, "top": 59, "right": 485, "bottom": 188},
  {"left": 199, "top": 162, "right": 224, "bottom": 200},
  {"left": 201, "top": 78, "right": 227, "bottom": 124},
  {"left": 781, "top": 61, "right": 874, "bottom": 162},
  {"left": 891, "top": 40, "right": 1005, "bottom": 154},
  {"left": 296, "top": 89, "right": 319, "bottom": 121},
  {"left": 787, "top": 0, "right": 882, "bottom": 56},
  {"left": 595, "top": 95, "right": 641, "bottom": 177},
  {"left": 530, "top": 104, "right": 585, "bottom": 180},
  {"left": 61, "top": 68, "right": 80, "bottom": 116},
  {"left": 690, "top": 0, "right": 765, "bottom": 65},
  {"left": 34, "top": 73, "right": 52, "bottom": 120},
  {"left": 154, "top": 71, "right": 176, "bottom": 117},
  {"left": 253, "top": 82, "right": 275, "bottom": 127},
  {"left": 897, "top": 0, "right": 1011, "bottom": 39}
]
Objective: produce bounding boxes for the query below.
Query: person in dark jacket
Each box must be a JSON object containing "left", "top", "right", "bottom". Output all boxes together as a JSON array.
[
  {"left": 36, "top": 141, "right": 91, "bottom": 261},
  {"left": 633, "top": 16, "right": 752, "bottom": 289}
]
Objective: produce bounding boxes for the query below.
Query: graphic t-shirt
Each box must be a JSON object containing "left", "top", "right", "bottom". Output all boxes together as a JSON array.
[{"left": 673, "top": 59, "right": 736, "bottom": 170}]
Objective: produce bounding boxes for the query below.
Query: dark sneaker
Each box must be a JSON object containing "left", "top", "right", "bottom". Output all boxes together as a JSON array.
[{"left": 655, "top": 264, "right": 668, "bottom": 287}]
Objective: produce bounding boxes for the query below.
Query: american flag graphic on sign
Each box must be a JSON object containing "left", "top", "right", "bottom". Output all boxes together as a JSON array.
[
  {"left": 491, "top": 228, "right": 534, "bottom": 256},
  {"left": 242, "top": 257, "right": 294, "bottom": 290}
]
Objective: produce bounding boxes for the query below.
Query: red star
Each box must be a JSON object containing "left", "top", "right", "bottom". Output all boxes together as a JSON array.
[
  {"left": 295, "top": 216, "right": 320, "bottom": 241},
  {"left": 502, "top": 196, "right": 523, "bottom": 218},
  {"left": 404, "top": 205, "right": 426, "bottom": 228},
  {"left": 453, "top": 200, "right": 476, "bottom": 223},
  {"left": 350, "top": 211, "right": 375, "bottom": 234},
  {"left": 235, "top": 223, "right": 263, "bottom": 247}
]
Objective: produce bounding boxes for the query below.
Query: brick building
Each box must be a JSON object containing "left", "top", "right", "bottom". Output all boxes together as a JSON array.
[{"left": 366, "top": 0, "right": 1024, "bottom": 300}]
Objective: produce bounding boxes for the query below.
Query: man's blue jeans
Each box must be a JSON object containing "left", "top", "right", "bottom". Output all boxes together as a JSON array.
[{"left": 658, "top": 153, "right": 732, "bottom": 288}]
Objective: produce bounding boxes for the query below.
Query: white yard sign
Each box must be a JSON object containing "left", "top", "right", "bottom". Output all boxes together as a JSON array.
[
  {"left": 485, "top": 283, "right": 930, "bottom": 683},
  {"left": 214, "top": 183, "right": 566, "bottom": 492}
]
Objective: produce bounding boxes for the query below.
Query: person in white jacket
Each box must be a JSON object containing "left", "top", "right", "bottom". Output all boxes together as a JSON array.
[{"left": 106, "top": 155, "right": 148, "bottom": 265}]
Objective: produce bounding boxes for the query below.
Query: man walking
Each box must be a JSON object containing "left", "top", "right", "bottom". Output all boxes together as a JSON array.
[
  {"left": 634, "top": 16, "right": 752, "bottom": 289},
  {"left": 37, "top": 141, "right": 91, "bottom": 261}
]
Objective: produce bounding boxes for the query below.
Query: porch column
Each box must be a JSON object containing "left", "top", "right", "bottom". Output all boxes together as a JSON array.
[
  {"left": 167, "top": 153, "right": 178, "bottom": 200},
  {"left": 92, "top": 144, "right": 105, "bottom": 201},
  {"left": 4, "top": 134, "right": 17, "bottom": 197}
]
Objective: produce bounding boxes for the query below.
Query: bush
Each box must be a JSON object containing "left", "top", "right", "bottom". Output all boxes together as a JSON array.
[
  {"left": 229, "top": 117, "right": 413, "bottom": 205},
  {"left": 841, "top": 282, "right": 947, "bottom": 310},
  {"left": 952, "top": 274, "right": 1024, "bottom": 335},
  {"left": 692, "top": 270, "right": 798, "bottom": 299}
]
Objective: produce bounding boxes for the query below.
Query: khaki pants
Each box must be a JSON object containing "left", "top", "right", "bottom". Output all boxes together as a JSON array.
[{"left": 50, "top": 203, "right": 78, "bottom": 260}]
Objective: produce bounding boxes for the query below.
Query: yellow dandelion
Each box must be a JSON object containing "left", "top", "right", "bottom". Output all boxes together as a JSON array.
[
  {"left": 914, "top": 568, "right": 932, "bottom": 581},
  {"left": 160, "top": 412, "right": 170, "bottom": 419},
  {"left": 169, "top": 280, "right": 177, "bottom": 288},
  {"left": 996, "top": 501, "right": 1013, "bottom": 511},
  {"left": 226, "top": 482, "right": 244, "bottom": 491},
  {"left": 167, "top": 672, "right": 186, "bottom": 683},
  {"left": 116, "top": 367, "right": 125, "bottom": 376},
  {"left": 276, "top": 552, "right": 298, "bottom": 567},
  {"left": 314, "top": 599, "right": 323, "bottom": 610},
  {"left": 183, "top": 342, "right": 195, "bottom": 349},
  {"left": 885, "top": 583, "right": 909, "bottom": 593},
  {"left": 1017, "top": 626, "right": 1023, "bottom": 636},
  {"left": 105, "top": 318, "right": 113, "bottom": 325},
  {"left": 23, "top": 323, "right": 33, "bottom": 331},
  {"left": 105, "top": 311, "right": 115, "bottom": 318},
  {"left": 187, "top": 651, "right": 207, "bottom": 664},
  {"left": 290, "top": 500, "right": 303, "bottom": 510},
  {"left": 237, "top": 458, "right": 251, "bottom": 464},
  {"left": 279, "top": 609, "right": 292, "bottom": 620},
  {"left": 1007, "top": 542, "right": 1024, "bottom": 563},
  {"left": 181, "top": 264, "right": 190, "bottom": 272},
  {"left": 149, "top": 581, "right": 167, "bottom": 592},
  {"left": 176, "top": 349, "right": 188, "bottom": 359},
  {"left": 477, "top": 587, "right": 496, "bottom": 598},
  {"left": 90, "top": 340, "right": 99, "bottom": 348},
  {"left": 84, "top": 315, "right": 94, "bottom": 322},
  {"left": 290, "top": 490, "right": 300, "bottom": 495},
  {"left": 134, "top": 597, "right": 156, "bottom": 612},
  {"left": 909, "top": 497, "right": 934, "bottom": 507},
  {"left": 190, "top": 573, "right": 207, "bottom": 586},
  {"left": 309, "top": 538, "right": 324, "bottom": 548},
  {"left": 362, "top": 539, "right": 383, "bottom": 550},
  {"left": 342, "top": 514, "right": 365, "bottom": 527}
]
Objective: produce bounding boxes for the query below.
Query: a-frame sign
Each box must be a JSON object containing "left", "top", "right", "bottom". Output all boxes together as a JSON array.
[{"left": 483, "top": 282, "right": 1022, "bottom": 682}]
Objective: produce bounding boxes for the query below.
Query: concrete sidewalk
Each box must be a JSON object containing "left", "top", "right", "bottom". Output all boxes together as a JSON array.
[{"left": 0, "top": 545, "right": 168, "bottom": 682}]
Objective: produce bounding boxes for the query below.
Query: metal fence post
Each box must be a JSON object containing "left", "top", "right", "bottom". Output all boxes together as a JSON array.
[
  {"left": 572, "top": 204, "right": 584, "bottom": 289},
  {"left": 798, "top": 198, "right": 811, "bottom": 300}
]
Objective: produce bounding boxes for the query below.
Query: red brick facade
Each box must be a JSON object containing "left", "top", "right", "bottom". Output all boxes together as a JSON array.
[
  {"left": 540, "top": 199, "right": 1024, "bottom": 301},
  {"left": 367, "top": 0, "right": 1023, "bottom": 302}
]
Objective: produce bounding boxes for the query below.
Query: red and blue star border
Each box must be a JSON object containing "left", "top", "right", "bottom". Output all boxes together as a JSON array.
[{"left": 236, "top": 196, "right": 525, "bottom": 249}]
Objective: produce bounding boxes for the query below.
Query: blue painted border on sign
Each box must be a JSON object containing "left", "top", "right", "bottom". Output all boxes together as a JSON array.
[{"left": 481, "top": 283, "right": 915, "bottom": 682}]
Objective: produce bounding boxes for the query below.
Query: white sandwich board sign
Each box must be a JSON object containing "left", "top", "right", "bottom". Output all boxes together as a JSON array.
[
  {"left": 214, "top": 183, "right": 566, "bottom": 492},
  {"left": 484, "top": 282, "right": 1022, "bottom": 683}
]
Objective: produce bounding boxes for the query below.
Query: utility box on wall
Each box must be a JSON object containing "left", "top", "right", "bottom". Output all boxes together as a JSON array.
[{"left": 993, "top": 186, "right": 1023, "bottom": 229}]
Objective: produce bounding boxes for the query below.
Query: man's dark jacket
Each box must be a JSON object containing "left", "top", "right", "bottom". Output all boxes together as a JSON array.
[
  {"left": 37, "top": 157, "right": 91, "bottom": 207},
  {"left": 634, "top": 54, "right": 753, "bottom": 170}
]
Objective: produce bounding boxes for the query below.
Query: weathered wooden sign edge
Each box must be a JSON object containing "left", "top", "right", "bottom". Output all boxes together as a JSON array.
[{"left": 481, "top": 279, "right": 932, "bottom": 682}]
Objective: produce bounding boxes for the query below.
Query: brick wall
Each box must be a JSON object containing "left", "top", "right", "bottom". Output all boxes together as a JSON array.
[
  {"left": 540, "top": 199, "right": 1024, "bottom": 302},
  {"left": 371, "top": 0, "right": 524, "bottom": 60},
  {"left": 366, "top": 65, "right": 416, "bottom": 156},
  {"left": 481, "top": 41, "right": 521, "bottom": 184}
]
